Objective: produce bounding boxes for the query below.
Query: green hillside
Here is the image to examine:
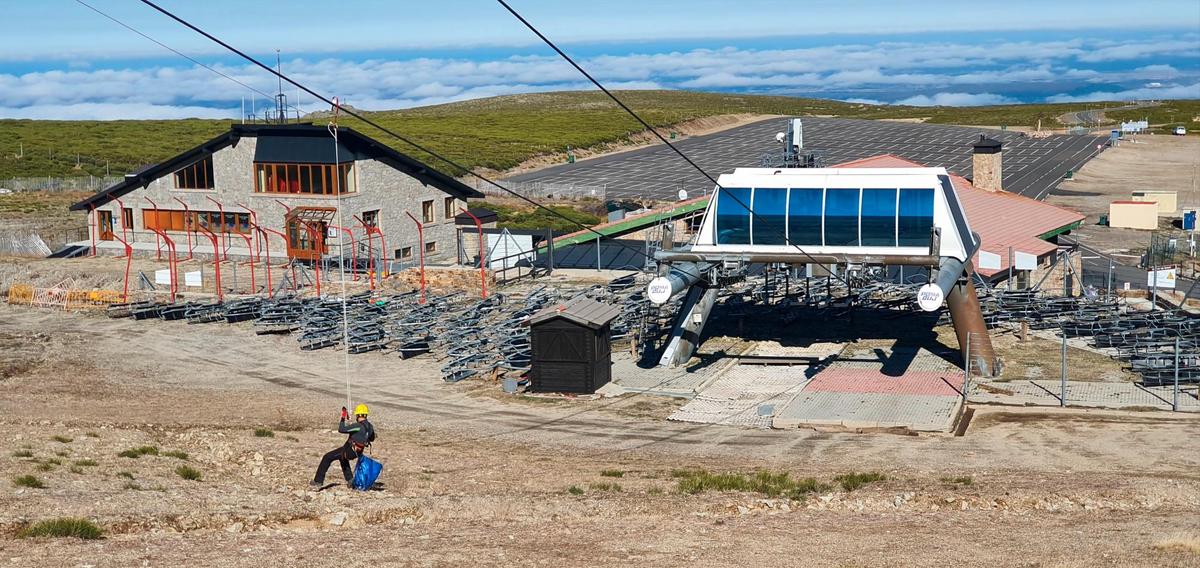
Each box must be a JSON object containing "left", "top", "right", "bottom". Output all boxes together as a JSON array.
[{"left": 1, "top": 90, "right": 1195, "bottom": 180}]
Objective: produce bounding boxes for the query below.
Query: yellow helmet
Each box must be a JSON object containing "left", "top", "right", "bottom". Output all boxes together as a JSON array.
[{"left": 353, "top": 404, "right": 370, "bottom": 417}]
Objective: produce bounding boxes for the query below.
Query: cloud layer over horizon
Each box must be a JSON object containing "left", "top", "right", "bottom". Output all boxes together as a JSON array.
[{"left": 1, "top": 32, "right": 1197, "bottom": 120}]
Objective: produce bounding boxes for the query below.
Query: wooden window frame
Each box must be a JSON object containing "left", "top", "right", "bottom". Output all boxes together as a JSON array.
[
  {"left": 443, "top": 197, "right": 455, "bottom": 220},
  {"left": 253, "top": 162, "right": 356, "bottom": 195},
  {"left": 424, "top": 240, "right": 437, "bottom": 254},
  {"left": 173, "top": 156, "right": 215, "bottom": 190},
  {"left": 400, "top": 246, "right": 413, "bottom": 260},
  {"left": 421, "top": 200, "right": 435, "bottom": 223}
]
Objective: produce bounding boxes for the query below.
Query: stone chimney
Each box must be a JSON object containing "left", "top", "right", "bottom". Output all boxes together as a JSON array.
[{"left": 971, "top": 135, "right": 1003, "bottom": 192}]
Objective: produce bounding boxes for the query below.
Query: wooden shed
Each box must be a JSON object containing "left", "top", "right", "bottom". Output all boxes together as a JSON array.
[{"left": 528, "top": 296, "right": 620, "bottom": 394}]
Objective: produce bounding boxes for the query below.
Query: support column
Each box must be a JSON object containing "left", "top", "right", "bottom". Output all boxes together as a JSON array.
[
  {"left": 946, "top": 262, "right": 1000, "bottom": 377},
  {"left": 659, "top": 284, "right": 719, "bottom": 368}
]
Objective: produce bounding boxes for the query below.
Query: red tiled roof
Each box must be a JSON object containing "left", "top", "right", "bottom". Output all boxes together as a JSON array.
[{"left": 833, "top": 154, "right": 1085, "bottom": 277}]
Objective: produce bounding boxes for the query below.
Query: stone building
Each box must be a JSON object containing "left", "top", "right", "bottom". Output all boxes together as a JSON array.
[{"left": 69, "top": 123, "right": 483, "bottom": 265}]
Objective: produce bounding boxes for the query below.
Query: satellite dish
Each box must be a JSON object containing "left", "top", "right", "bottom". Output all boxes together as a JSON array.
[
  {"left": 775, "top": 132, "right": 786, "bottom": 143},
  {"left": 677, "top": 189, "right": 688, "bottom": 201}
]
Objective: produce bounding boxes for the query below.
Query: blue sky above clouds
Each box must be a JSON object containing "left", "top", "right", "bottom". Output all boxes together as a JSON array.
[{"left": 0, "top": 0, "right": 1197, "bottom": 119}]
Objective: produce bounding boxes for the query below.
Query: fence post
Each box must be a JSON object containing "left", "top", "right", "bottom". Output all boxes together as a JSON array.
[
  {"left": 1060, "top": 329, "right": 1068, "bottom": 407},
  {"left": 1174, "top": 337, "right": 1180, "bottom": 412},
  {"left": 963, "top": 332, "right": 971, "bottom": 403}
]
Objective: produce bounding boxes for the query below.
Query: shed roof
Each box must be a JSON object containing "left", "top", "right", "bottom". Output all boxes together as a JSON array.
[
  {"left": 834, "top": 154, "right": 1085, "bottom": 278},
  {"left": 529, "top": 296, "right": 621, "bottom": 329}
]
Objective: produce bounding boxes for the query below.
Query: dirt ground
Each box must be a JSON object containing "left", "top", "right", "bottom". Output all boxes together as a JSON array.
[
  {"left": 1047, "top": 134, "right": 1200, "bottom": 256},
  {"left": 1, "top": 302, "right": 1199, "bottom": 567}
]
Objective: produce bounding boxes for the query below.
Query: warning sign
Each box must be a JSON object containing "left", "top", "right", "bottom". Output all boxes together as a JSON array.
[{"left": 1147, "top": 268, "right": 1177, "bottom": 289}]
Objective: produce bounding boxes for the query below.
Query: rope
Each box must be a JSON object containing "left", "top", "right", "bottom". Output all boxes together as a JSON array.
[{"left": 329, "top": 98, "right": 353, "bottom": 411}]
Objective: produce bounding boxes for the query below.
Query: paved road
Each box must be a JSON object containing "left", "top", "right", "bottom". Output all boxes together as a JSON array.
[{"left": 508, "top": 117, "right": 1107, "bottom": 200}]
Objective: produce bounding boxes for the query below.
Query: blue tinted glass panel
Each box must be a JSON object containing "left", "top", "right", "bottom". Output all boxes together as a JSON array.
[
  {"left": 751, "top": 188, "right": 787, "bottom": 245},
  {"left": 787, "top": 188, "right": 823, "bottom": 245},
  {"left": 861, "top": 188, "right": 897, "bottom": 246},
  {"left": 716, "top": 187, "right": 751, "bottom": 245},
  {"left": 898, "top": 188, "right": 935, "bottom": 247},
  {"left": 824, "top": 188, "right": 860, "bottom": 246}
]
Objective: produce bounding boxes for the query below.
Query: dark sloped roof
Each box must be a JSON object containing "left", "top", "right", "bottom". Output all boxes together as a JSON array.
[
  {"left": 972, "top": 134, "right": 1003, "bottom": 154},
  {"left": 70, "top": 123, "right": 482, "bottom": 211},
  {"left": 528, "top": 296, "right": 620, "bottom": 329}
]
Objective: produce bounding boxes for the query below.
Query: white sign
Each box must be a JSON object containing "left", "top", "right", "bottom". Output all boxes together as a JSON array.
[
  {"left": 647, "top": 276, "right": 673, "bottom": 305},
  {"left": 327, "top": 227, "right": 338, "bottom": 238},
  {"left": 916, "top": 283, "right": 944, "bottom": 312},
  {"left": 184, "top": 271, "right": 202, "bottom": 287},
  {"left": 977, "top": 250, "right": 1002, "bottom": 271},
  {"left": 1013, "top": 251, "right": 1038, "bottom": 271},
  {"left": 677, "top": 189, "right": 688, "bottom": 201},
  {"left": 1147, "top": 268, "right": 1177, "bottom": 289},
  {"left": 485, "top": 232, "right": 534, "bottom": 270},
  {"left": 154, "top": 269, "right": 171, "bottom": 285}
]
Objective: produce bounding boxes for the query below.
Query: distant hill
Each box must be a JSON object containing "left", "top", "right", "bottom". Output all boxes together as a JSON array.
[{"left": 1, "top": 90, "right": 1195, "bottom": 179}]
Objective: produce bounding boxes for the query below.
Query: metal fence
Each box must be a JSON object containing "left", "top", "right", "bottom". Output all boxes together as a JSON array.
[
  {"left": 473, "top": 179, "right": 606, "bottom": 201},
  {"left": 2, "top": 176, "right": 123, "bottom": 192}
]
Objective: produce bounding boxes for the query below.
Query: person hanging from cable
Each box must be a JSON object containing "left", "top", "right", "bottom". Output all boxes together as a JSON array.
[{"left": 311, "top": 403, "right": 375, "bottom": 489}]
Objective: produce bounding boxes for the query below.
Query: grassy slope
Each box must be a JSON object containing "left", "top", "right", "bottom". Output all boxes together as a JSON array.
[{"left": 1, "top": 90, "right": 1196, "bottom": 179}]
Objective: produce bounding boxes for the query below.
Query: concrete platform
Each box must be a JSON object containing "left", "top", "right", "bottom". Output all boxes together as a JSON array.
[{"left": 668, "top": 364, "right": 814, "bottom": 428}]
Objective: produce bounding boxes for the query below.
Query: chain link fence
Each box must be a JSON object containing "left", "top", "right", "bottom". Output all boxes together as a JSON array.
[
  {"left": 1, "top": 176, "right": 123, "bottom": 192},
  {"left": 471, "top": 178, "right": 606, "bottom": 201}
]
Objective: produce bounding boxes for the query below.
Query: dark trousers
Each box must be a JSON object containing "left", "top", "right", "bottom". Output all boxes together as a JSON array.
[{"left": 313, "top": 443, "right": 360, "bottom": 484}]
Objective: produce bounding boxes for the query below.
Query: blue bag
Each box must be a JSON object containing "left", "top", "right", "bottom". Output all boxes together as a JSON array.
[{"left": 351, "top": 455, "right": 383, "bottom": 491}]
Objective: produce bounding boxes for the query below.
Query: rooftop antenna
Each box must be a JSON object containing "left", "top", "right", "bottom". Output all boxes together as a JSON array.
[{"left": 274, "top": 49, "right": 288, "bottom": 124}]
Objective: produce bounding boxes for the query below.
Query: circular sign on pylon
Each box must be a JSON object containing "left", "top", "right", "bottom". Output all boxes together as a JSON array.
[
  {"left": 647, "top": 276, "right": 673, "bottom": 305},
  {"left": 916, "top": 283, "right": 944, "bottom": 312}
]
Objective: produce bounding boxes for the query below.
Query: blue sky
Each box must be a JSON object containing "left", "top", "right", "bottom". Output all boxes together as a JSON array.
[{"left": 0, "top": 0, "right": 1197, "bottom": 119}]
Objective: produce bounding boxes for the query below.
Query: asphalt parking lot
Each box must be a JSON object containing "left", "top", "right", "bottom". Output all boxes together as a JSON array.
[{"left": 507, "top": 117, "right": 1108, "bottom": 201}]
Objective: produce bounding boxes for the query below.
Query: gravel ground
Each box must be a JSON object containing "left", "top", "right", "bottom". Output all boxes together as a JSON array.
[{"left": 1, "top": 303, "right": 1199, "bottom": 567}]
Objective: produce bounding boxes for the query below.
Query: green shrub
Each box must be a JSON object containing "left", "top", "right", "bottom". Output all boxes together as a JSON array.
[
  {"left": 589, "top": 482, "right": 622, "bottom": 492},
  {"left": 69, "top": 466, "right": 84, "bottom": 475},
  {"left": 675, "top": 470, "right": 830, "bottom": 499},
  {"left": 600, "top": 469, "right": 625, "bottom": 478},
  {"left": 17, "top": 518, "right": 102, "bottom": 540},
  {"left": 11, "top": 449, "right": 33, "bottom": 458},
  {"left": 35, "top": 463, "right": 55, "bottom": 472},
  {"left": 567, "top": 485, "right": 584, "bottom": 495},
  {"left": 253, "top": 428, "right": 275, "bottom": 438},
  {"left": 73, "top": 459, "right": 98, "bottom": 467},
  {"left": 13, "top": 475, "right": 45, "bottom": 489},
  {"left": 51, "top": 435, "right": 73, "bottom": 444},
  {"left": 834, "top": 472, "right": 887, "bottom": 492},
  {"left": 175, "top": 465, "right": 202, "bottom": 481},
  {"left": 163, "top": 450, "right": 188, "bottom": 460},
  {"left": 118, "top": 446, "right": 159, "bottom": 459}
]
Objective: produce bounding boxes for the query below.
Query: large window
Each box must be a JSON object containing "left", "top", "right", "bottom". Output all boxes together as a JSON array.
[
  {"left": 898, "top": 188, "right": 935, "bottom": 247},
  {"left": 861, "top": 188, "right": 898, "bottom": 246},
  {"left": 174, "top": 156, "right": 214, "bottom": 189},
  {"left": 142, "top": 208, "right": 251, "bottom": 234},
  {"left": 715, "top": 188, "right": 751, "bottom": 245},
  {"left": 421, "top": 200, "right": 435, "bottom": 223},
  {"left": 751, "top": 188, "right": 787, "bottom": 245},
  {"left": 443, "top": 197, "right": 456, "bottom": 220},
  {"left": 254, "top": 162, "right": 356, "bottom": 195},
  {"left": 787, "top": 188, "right": 823, "bottom": 246},
  {"left": 823, "top": 188, "right": 860, "bottom": 247}
]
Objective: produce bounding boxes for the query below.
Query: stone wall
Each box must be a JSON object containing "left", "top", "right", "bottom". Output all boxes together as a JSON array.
[{"left": 972, "top": 151, "right": 1002, "bottom": 192}]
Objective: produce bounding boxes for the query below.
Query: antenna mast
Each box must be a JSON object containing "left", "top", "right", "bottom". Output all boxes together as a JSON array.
[{"left": 274, "top": 49, "right": 288, "bottom": 124}]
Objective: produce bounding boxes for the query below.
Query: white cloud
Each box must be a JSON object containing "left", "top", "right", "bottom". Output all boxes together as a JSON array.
[
  {"left": 1045, "top": 82, "right": 1200, "bottom": 103},
  {"left": 895, "top": 92, "right": 1019, "bottom": 106},
  {"left": 0, "top": 102, "right": 237, "bottom": 120}
]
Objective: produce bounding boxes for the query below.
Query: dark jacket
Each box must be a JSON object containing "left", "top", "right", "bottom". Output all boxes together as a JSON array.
[{"left": 338, "top": 418, "right": 376, "bottom": 449}]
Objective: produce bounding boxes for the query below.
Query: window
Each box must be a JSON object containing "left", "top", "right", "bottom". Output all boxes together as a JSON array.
[
  {"left": 749, "top": 188, "right": 786, "bottom": 245},
  {"left": 421, "top": 200, "right": 435, "bottom": 223},
  {"left": 715, "top": 188, "right": 751, "bottom": 245},
  {"left": 361, "top": 210, "right": 379, "bottom": 228},
  {"left": 399, "top": 246, "right": 413, "bottom": 260},
  {"left": 424, "top": 241, "right": 437, "bottom": 254},
  {"left": 787, "top": 188, "right": 823, "bottom": 246},
  {"left": 122, "top": 208, "right": 134, "bottom": 231},
  {"left": 898, "top": 188, "right": 935, "bottom": 247},
  {"left": 443, "top": 197, "right": 456, "bottom": 220},
  {"left": 144, "top": 208, "right": 251, "bottom": 234},
  {"left": 824, "top": 188, "right": 860, "bottom": 247},
  {"left": 861, "top": 188, "right": 898, "bottom": 246},
  {"left": 253, "top": 162, "right": 356, "bottom": 195},
  {"left": 174, "top": 156, "right": 214, "bottom": 189}
]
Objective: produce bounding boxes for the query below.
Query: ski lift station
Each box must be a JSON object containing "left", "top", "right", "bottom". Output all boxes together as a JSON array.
[{"left": 650, "top": 166, "right": 999, "bottom": 375}]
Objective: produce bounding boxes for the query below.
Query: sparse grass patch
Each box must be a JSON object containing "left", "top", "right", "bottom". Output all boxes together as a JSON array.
[
  {"left": 116, "top": 471, "right": 134, "bottom": 480},
  {"left": 175, "top": 465, "right": 202, "bottom": 481},
  {"left": 118, "top": 446, "right": 158, "bottom": 459},
  {"left": 51, "top": 435, "right": 73, "bottom": 444},
  {"left": 85, "top": 432, "right": 100, "bottom": 438},
  {"left": 163, "top": 450, "right": 188, "bottom": 460},
  {"left": 834, "top": 472, "right": 887, "bottom": 492},
  {"left": 589, "top": 482, "right": 622, "bottom": 492},
  {"left": 600, "top": 469, "right": 625, "bottom": 478},
  {"left": 54, "top": 450, "right": 69, "bottom": 458},
  {"left": 17, "top": 518, "right": 102, "bottom": 540},
  {"left": 253, "top": 428, "right": 275, "bottom": 438},
  {"left": 13, "top": 475, "right": 45, "bottom": 488},
  {"left": 35, "top": 463, "right": 55, "bottom": 472},
  {"left": 940, "top": 476, "right": 974, "bottom": 486},
  {"left": 45, "top": 457, "right": 62, "bottom": 465},
  {"left": 675, "top": 470, "right": 830, "bottom": 500},
  {"left": 122, "top": 481, "right": 142, "bottom": 491},
  {"left": 11, "top": 449, "right": 33, "bottom": 458},
  {"left": 567, "top": 485, "right": 584, "bottom": 495},
  {"left": 1154, "top": 533, "right": 1200, "bottom": 555},
  {"left": 647, "top": 486, "right": 665, "bottom": 496},
  {"left": 73, "top": 459, "right": 97, "bottom": 467},
  {"left": 69, "top": 466, "right": 84, "bottom": 474},
  {"left": 283, "top": 435, "right": 299, "bottom": 442},
  {"left": 670, "top": 468, "right": 704, "bottom": 478}
]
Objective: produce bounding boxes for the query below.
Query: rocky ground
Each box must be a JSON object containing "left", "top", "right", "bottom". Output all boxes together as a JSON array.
[{"left": 1, "top": 303, "right": 1199, "bottom": 567}]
